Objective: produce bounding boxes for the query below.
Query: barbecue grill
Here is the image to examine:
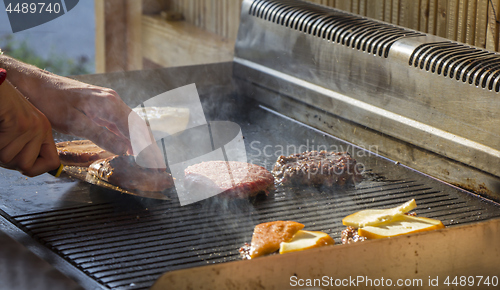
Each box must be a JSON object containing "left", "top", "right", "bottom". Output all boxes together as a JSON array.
[{"left": 1, "top": 0, "right": 499, "bottom": 289}]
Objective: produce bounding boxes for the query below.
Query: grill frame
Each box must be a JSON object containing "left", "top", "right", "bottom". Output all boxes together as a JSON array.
[
  {"left": 4, "top": 168, "right": 500, "bottom": 289},
  {"left": 1, "top": 70, "right": 500, "bottom": 289},
  {"left": 1, "top": 0, "right": 500, "bottom": 287},
  {"left": 235, "top": 0, "right": 500, "bottom": 194}
]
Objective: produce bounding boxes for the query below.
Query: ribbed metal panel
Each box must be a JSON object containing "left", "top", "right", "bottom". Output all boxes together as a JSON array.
[
  {"left": 248, "top": 0, "right": 423, "bottom": 57},
  {"left": 410, "top": 41, "right": 500, "bottom": 91}
]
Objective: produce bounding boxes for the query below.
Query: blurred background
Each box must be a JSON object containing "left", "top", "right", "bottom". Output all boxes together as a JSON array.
[
  {"left": 1, "top": 0, "right": 499, "bottom": 76},
  {"left": 0, "top": 0, "right": 95, "bottom": 75}
]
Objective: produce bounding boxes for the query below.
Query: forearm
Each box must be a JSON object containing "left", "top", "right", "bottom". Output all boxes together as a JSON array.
[
  {"left": 0, "top": 54, "right": 65, "bottom": 102},
  {"left": 0, "top": 53, "right": 133, "bottom": 155}
]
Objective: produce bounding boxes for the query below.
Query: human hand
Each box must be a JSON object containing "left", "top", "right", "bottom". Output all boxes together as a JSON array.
[
  {"left": 10, "top": 71, "right": 136, "bottom": 159},
  {"left": 1, "top": 55, "right": 165, "bottom": 169},
  {"left": 27, "top": 74, "right": 133, "bottom": 156},
  {"left": 32, "top": 75, "right": 165, "bottom": 169},
  {"left": 0, "top": 79, "right": 60, "bottom": 176},
  {"left": 0, "top": 55, "right": 132, "bottom": 155}
]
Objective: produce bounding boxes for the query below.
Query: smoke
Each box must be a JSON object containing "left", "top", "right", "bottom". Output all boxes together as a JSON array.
[{"left": 128, "top": 83, "right": 249, "bottom": 205}]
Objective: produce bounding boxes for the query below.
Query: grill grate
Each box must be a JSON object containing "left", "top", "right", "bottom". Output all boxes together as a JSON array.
[
  {"left": 10, "top": 177, "right": 500, "bottom": 290},
  {"left": 3, "top": 102, "right": 500, "bottom": 290}
]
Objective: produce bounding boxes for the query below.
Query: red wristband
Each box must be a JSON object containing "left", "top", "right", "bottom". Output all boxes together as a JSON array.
[{"left": 0, "top": 68, "right": 6, "bottom": 86}]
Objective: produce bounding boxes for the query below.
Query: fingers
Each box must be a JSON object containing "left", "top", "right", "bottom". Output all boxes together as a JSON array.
[
  {"left": 25, "top": 134, "right": 60, "bottom": 177},
  {"left": 66, "top": 87, "right": 135, "bottom": 153},
  {"left": 0, "top": 119, "right": 58, "bottom": 177},
  {"left": 29, "top": 81, "right": 133, "bottom": 143},
  {"left": 0, "top": 135, "right": 40, "bottom": 172},
  {"left": 127, "top": 111, "right": 166, "bottom": 169},
  {"left": 0, "top": 80, "right": 59, "bottom": 176},
  {"left": 80, "top": 87, "right": 133, "bottom": 140},
  {"left": 100, "top": 89, "right": 133, "bottom": 139},
  {"left": 0, "top": 131, "right": 34, "bottom": 165},
  {"left": 14, "top": 76, "right": 134, "bottom": 155},
  {"left": 6, "top": 132, "right": 59, "bottom": 177},
  {"left": 70, "top": 109, "right": 131, "bottom": 155},
  {"left": 88, "top": 125, "right": 132, "bottom": 156},
  {"left": 91, "top": 102, "right": 167, "bottom": 169},
  {"left": 92, "top": 117, "right": 128, "bottom": 141}
]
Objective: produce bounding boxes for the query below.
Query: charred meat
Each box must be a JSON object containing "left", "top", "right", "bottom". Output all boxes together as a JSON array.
[{"left": 272, "top": 151, "right": 362, "bottom": 187}]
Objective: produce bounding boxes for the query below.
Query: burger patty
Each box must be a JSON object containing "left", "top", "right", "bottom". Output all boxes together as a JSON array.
[
  {"left": 56, "top": 140, "right": 115, "bottom": 167},
  {"left": 88, "top": 155, "right": 174, "bottom": 192},
  {"left": 184, "top": 161, "right": 275, "bottom": 198},
  {"left": 272, "top": 151, "right": 363, "bottom": 187}
]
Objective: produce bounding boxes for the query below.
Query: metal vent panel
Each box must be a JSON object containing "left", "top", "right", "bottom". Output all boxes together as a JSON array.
[
  {"left": 249, "top": 0, "right": 424, "bottom": 57},
  {"left": 410, "top": 42, "right": 500, "bottom": 92}
]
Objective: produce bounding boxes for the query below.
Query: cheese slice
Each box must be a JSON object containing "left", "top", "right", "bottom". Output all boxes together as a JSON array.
[
  {"left": 279, "top": 230, "right": 334, "bottom": 254},
  {"left": 133, "top": 107, "right": 190, "bottom": 136},
  {"left": 358, "top": 214, "right": 445, "bottom": 239},
  {"left": 342, "top": 199, "right": 417, "bottom": 228}
]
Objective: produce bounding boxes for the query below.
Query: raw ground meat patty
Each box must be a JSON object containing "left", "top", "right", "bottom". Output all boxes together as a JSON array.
[
  {"left": 56, "top": 140, "right": 115, "bottom": 167},
  {"left": 272, "top": 151, "right": 363, "bottom": 187},
  {"left": 88, "top": 155, "right": 174, "bottom": 192},
  {"left": 184, "top": 161, "right": 275, "bottom": 198}
]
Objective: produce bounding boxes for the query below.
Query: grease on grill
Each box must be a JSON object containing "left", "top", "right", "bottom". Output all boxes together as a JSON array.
[
  {"left": 272, "top": 151, "right": 363, "bottom": 187},
  {"left": 341, "top": 226, "right": 367, "bottom": 244},
  {"left": 239, "top": 243, "right": 251, "bottom": 260}
]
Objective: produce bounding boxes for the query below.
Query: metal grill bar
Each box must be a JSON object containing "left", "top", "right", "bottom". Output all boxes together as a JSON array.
[
  {"left": 1, "top": 99, "right": 499, "bottom": 290},
  {"left": 10, "top": 176, "right": 500, "bottom": 289}
]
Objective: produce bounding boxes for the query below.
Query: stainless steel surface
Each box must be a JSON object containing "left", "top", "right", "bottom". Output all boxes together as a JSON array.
[
  {"left": 0, "top": 230, "right": 84, "bottom": 290},
  {"left": 234, "top": 0, "right": 500, "bottom": 197},
  {"left": 236, "top": 71, "right": 500, "bottom": 202},
  {"left": 1, "top": 63, "right": 499, "bottom": 290},
  {"left": 61, "top": 166, "right": 172, "bottom": 200},
  {"left": 2, "top": 1, "right": 500, "bottom": 289},
  {"left": 0, "top": 216, "right": 106, "bottom": 290},
  {"left": 152, "top": 218, "right": 500, "bottom": 290},
  {"left": 0, "top": 63, "right": 237, "bottom": 290}
]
